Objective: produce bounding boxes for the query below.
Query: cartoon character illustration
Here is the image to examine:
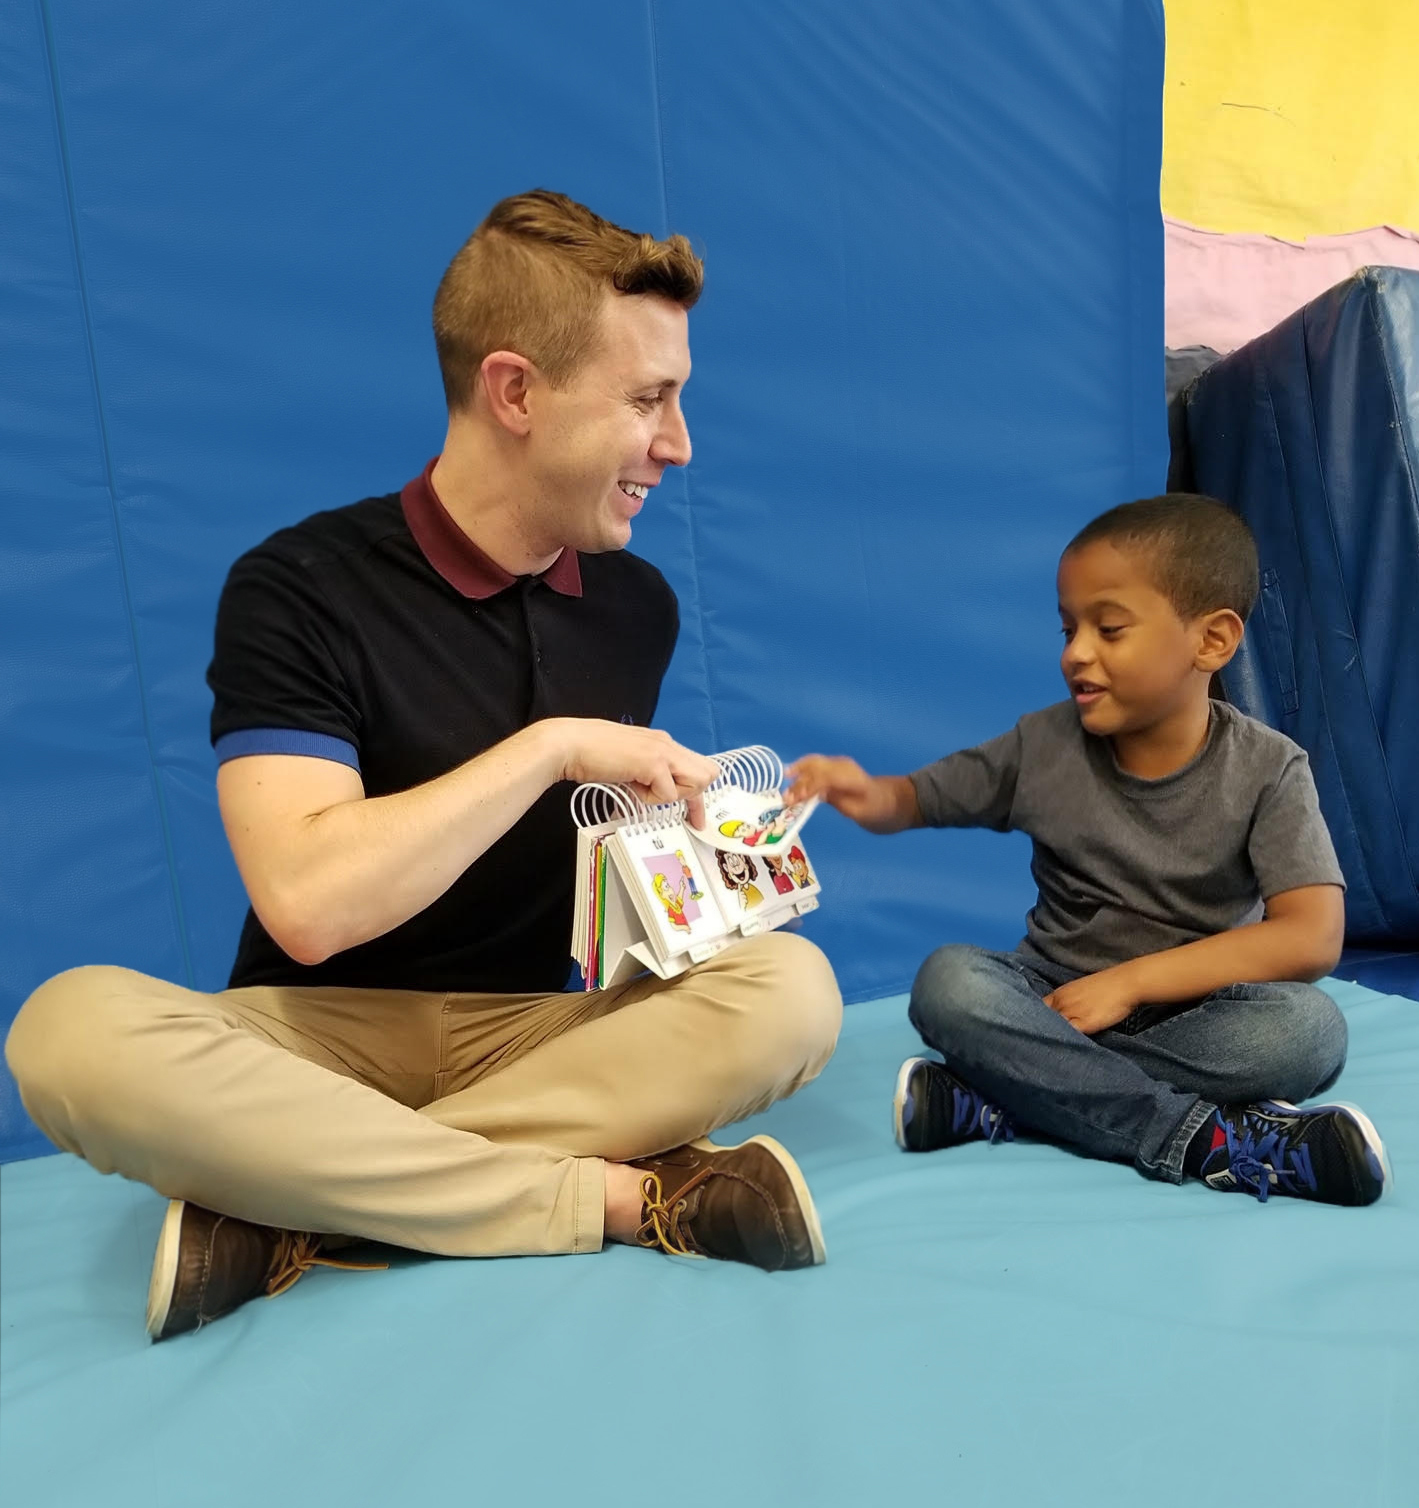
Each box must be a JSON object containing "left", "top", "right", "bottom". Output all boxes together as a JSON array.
[
  {"left": 651, "top": 870, "right": 691, "bottom": 932},
  {"left": 718, "top": 806, "right": 794, "bottom": 848},
  {"left": 675, "top": 850, "right": 704, "bottom": 901},
  {"left": 764, "top": 855, "right": 795, "bottom": 896},
  {"left": 787, "top": 845, "right": 815, "bottom": 890},
  {"left": 754, "top": 806, "right": 795, "bottom": 845},
  {"left": 716, "top": 849, "right": 764, "bottom": 910}
]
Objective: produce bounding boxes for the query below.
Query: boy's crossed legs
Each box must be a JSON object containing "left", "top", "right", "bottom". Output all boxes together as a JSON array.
[{"left": 899, "top": 943, "right": 1388, "bottom": 1204}]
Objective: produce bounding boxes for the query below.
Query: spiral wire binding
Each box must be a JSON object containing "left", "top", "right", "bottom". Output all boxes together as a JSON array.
[
  {"left": 569, "top": 745, "right": 787, "bottom": 830},
  {"left": 708, "top": 745, "right": 783, "bottom": 796}
]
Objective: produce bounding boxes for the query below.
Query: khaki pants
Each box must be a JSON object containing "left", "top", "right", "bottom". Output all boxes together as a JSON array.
[{"left": 5, "top": 932, "right": 841, "bottom": 1258}]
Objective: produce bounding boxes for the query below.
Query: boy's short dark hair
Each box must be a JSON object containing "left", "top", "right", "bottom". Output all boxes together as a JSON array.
[{"left": 1065, "top": 493, "right": 1259, "bottom": 623}]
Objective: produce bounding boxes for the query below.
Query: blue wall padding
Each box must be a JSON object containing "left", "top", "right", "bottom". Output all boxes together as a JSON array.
[
  {"left": 1337, "top": 947, "right": 1419, "bottom": 999},
  {"left": 1184, "top": 269, "right": 1419, "bottom": 945},
  {"left": 0, "top": 0, "right": 1167, "bottom": 1160}
]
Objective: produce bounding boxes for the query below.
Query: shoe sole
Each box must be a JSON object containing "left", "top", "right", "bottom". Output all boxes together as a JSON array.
[
  {"left": 893, "top": 1056, "right": 929, "bottom": 1151},
  {"left": 145, "top": 1199, "right": 185, "bottom": 1339},
  {"left": 690, "top": 1135, "right": 827, "bottom": 1265},
  {"left": 1267, "top": 1098, "right": 1393, "bottom": 1201}
]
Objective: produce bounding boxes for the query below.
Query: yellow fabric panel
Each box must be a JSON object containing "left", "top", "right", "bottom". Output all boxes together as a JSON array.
[{"left": 1162, "top": 0, "right": 1419, "bottom": 238}]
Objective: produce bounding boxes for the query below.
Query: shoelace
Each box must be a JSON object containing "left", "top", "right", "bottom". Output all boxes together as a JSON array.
[
  {"left": 1222, "top": 1113, "right": 1318, "bottom": 1203},
  {"left": 951, "top": 1086, "right": 1015, "bottom": 1144},
  {"left": 634, "top": 1168, "right": 713, "bottom": 1257},
  {"left": 265, "top": 1231, "right": 389, "bottom": 1298}
]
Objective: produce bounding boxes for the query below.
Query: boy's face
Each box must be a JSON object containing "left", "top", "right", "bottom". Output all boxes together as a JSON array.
[{"left": 1056, "top": 540, "right": 1209, "bottom": 739}]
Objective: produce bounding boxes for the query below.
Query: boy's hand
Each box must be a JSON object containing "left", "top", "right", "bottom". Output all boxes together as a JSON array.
[
  {"left": 1044, "top": 965, "right": 1141, "bottom": 1035},
  {"left": 785, "top": 756, "right": 920, "bottom": 834}
]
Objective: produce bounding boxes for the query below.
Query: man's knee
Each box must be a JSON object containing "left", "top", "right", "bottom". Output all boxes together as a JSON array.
[
  {"left": 6, "top": 965, "right": 150, "bottom": 1109},
  {"left": 712, "top": 930, "right": 843, "bottom": 1077}
]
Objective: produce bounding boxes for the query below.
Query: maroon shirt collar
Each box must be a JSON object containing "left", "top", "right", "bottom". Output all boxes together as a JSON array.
[{"left": 401, "top": 458, "right": 583, "bottom": 600}]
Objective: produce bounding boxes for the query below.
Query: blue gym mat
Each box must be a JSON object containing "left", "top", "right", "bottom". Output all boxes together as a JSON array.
[{"left": 3, "top": 981, "right": 1415, "bottom": 1508}]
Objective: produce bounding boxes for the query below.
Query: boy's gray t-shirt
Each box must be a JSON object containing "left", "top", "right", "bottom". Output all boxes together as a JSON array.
[{"left": 909, "top": 700, "right": 1344, "bottom": 977}]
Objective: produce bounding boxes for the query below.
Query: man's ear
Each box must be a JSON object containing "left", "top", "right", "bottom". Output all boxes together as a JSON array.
[
  {"left": 1195, "top": 608, "right": 1245, "bottom": 672},
  {"left": 478, "top": 351, "right": 537, "bottom": 436}
]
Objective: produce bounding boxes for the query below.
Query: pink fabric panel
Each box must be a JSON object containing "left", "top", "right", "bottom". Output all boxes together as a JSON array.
[{"left": 1165, "top": 218, "right": 1419, "bottom": 353}]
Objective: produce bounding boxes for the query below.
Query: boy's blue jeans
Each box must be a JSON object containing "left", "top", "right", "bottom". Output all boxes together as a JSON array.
[{"left": 908, "top": 944, "right": 1348, "bottom": 1182}]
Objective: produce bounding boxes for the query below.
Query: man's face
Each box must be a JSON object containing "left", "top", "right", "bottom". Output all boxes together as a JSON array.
[
  {"left": 1056, "top": 540, "right": 1204, "bottom": 739},
  {"left": 528, "top": 293, "right": 692, "bottom": 553}
]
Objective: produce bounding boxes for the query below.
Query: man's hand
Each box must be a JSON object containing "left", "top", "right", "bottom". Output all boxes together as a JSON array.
[
  {"left": 551, "top": 719, "right": 720, "bottom": 827},
  {"left": 785, "top": 755, "right": 920, "bottom": 834},
  {"left": 1043, "top": 965, "right": 1142, "bottom": 1035},
  {"left": 218, "top": 718, "right": 720, "bottom": 967}
]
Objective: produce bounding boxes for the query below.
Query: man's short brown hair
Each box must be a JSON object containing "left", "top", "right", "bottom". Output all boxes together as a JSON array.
[
  {"left": 1065, "top": 493, "right": 1260, "bottom": 623},
  {"left": 432, "top": 189, "right": 704, "bottom": 410}
]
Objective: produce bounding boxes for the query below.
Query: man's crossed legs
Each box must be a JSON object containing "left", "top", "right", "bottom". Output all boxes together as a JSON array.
[{"left": 6, "top": 932, "right": 842, "bottom": 1337}]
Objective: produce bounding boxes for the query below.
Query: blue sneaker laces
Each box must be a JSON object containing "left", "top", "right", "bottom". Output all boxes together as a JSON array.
[
  {"left": 951, "top": 1083, "right": 1015, "bottom": 1144},
  {"left": 1216, "top": 1108, "right": 1318, "bottom": 1203}
]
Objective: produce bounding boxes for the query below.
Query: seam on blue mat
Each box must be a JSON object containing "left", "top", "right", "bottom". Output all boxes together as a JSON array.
[
  {"left": 1370, "top": 271, "right": 1419, "bottom": 524},
  {"left": 1118, "top": 0, "right": 1138, "bottom": 491},
  {"left": 1299, "top": 299, "right": 1409, "bottom": 931},
  {"left": 1260, "top": 372, "right": 1380, "bottom": 929},
  {"left": 37, "top": 0, "right": 194, "bottom": 987},
  {"left": 1358, "top": 278, "right": 1419, "bottom": 917},
  {"left": 1121, "top": 0, "right": 1166, "bottom": 498},
  {"left": 646, "top": 0, "right": 720, "bottom": 750}
]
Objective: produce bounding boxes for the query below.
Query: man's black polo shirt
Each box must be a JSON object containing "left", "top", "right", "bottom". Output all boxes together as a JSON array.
[{"left": 208, "top": 460, "right": 679, "bottom": 992}]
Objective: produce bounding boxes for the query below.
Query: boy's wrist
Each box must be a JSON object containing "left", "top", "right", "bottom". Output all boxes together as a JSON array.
[
  {"left": 1111, "top": 957, "right": 1148, "bottom": 1009},
  {"left": 873, "top": 775, "right": 920, "bottom": 833}
]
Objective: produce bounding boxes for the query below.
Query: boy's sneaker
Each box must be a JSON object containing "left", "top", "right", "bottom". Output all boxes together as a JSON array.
[
  {"left": 1197, "top": 1100, "right": 1390, "bottom": 1206},
  {"left": 893, "top": 1057, "right": 1015, "bottom": 1152}
]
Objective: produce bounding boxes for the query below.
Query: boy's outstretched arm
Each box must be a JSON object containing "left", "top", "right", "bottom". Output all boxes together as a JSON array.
[
  {"left": 786, "top": 755, "right": 922, "bottom": 834},
  {"left": 1045, "top": 884, "right": 1346, "bottom": 1035}
]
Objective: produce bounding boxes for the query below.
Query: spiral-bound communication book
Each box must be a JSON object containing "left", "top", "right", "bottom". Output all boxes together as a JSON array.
[{"left": 570, "top": 746, "right": 822, "bottom": 989}]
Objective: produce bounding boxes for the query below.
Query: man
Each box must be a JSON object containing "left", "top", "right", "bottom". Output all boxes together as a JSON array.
[{"left": 6, "top": 191, "right": 843, "bottom": 1340}]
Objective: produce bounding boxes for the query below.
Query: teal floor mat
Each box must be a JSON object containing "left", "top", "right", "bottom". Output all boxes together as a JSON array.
[{"left": 4, "top": 982, "right": 1416, "bottom": 1507}]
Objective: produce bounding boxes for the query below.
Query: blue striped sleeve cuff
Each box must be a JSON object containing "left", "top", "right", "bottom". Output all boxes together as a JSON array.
[{"left": 213, "top": 728, "right": 360, "bottom": 771}]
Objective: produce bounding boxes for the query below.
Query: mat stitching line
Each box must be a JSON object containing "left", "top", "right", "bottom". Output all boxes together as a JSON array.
[
  {"left": 37, "top": 0, "right": 195, "bottom": 986},
  {"left": 1299, "top": 300, "right": 1406, "bottom": 930},
  {"left": 645, "top": 0, "right": 720, "bottom": 751}
]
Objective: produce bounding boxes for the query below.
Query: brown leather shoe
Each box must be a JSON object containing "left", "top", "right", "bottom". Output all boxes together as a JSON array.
[
  {"left": 145, "top": 1200, "right": 385, "bottom": 1341},
  {"left": 630, "top": 1136, "right": 826, "bottom": 1270}
]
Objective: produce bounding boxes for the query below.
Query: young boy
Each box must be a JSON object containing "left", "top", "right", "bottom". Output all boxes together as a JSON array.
[{"left": 789, "top": 494, "right": 1389, "bottom": 1205}]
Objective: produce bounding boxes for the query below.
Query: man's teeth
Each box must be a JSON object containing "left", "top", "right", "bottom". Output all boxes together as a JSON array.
[{"left": 619, "top": 482, "right": 649, "bottom": 500}]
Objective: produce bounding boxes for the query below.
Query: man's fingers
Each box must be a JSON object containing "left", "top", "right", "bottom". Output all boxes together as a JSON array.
[
  {"left": 681, "top": 751, "right": 722, "bottom": 791},
  {"left": 642, "top": 763, "right": 682, "bottom": 805}
]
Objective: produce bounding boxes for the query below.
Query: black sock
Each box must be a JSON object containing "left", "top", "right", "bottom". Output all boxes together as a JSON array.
[{"left": 1183, "top": 1107, "right": 1227, "bottom": 1178}]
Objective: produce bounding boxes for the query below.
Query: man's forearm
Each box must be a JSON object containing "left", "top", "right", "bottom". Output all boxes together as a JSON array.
[
  {"left": 1120, "top": 915, "right": 1340, "bottom": 1006},
  {"left": 247, "top": 723, "right": 566, "bottom": 963}
]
